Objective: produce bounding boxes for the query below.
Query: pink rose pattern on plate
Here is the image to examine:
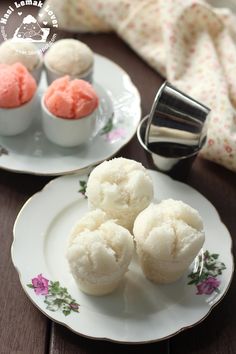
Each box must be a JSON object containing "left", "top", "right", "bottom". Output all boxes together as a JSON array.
[
  {"left": 106, "top": 128, "right": 126, "bottom": 143},
  {"left": 31, "top": 274, "right": 49, "bottom": 295},
  {"left": 100, "top": 117, "right": 126, "bottom": 144},
  {"left": 188, "top": 251, "right": 226, "bottom": 295},
  {"left": 196, "top": 277, "right": 221, "bottom": 295},
  {"left": 27, "top": 274, "right": 79, "bottom": 316},
  {"left": 43, "top": 0, "right": 236, "bottom": 171}
]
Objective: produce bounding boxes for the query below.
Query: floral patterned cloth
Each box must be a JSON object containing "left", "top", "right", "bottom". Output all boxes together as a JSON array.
[{"left": 40, "top": 0, "right": 236, "bottom": 172}]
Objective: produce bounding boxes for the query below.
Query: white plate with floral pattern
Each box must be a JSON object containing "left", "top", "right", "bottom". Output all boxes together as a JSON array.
[
  {"left": 11, "top": 170, "right": 234, "bottom": 343},
  {"left": 0, "top": 54, "right": 141, "bottom": 176}
]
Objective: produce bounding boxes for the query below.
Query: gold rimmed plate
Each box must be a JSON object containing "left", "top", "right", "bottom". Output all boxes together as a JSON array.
[{"left": 11, "top": 170, "right": 233, "bottom": 343}]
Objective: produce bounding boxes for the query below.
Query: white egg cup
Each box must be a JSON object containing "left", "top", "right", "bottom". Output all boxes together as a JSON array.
[
  {"left": 41, "top": 95, "right": 97, "bottom": 148},
  {"left": 0, "top": 95, "right": 36, "bottom": 136}
]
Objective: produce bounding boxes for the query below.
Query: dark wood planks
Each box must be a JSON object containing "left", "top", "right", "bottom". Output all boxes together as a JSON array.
[{"left": 0, "top": 172, "right": 52, "bottom": 354}]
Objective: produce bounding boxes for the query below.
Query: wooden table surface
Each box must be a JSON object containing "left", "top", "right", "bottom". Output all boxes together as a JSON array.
[{"left": 0, "top": 3, "right": 236, "bottom": 354}]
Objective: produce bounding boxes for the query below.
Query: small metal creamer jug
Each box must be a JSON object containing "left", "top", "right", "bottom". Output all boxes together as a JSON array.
[{"left": 137, "top": 81, "right": 211, "bottom": 177}]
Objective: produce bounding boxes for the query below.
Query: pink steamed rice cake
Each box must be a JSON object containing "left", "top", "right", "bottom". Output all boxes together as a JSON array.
[
  {"left": 0, "top": 63, "right": 37, "bottom": 108},
  {"left": 44, "top": 76, "right": 99, "bottom": 119}
]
